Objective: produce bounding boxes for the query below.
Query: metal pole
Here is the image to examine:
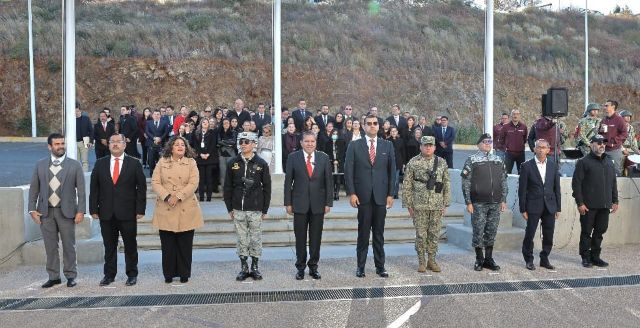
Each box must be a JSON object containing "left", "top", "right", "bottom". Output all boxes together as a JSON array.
[
  {"left": 28, "top": 0, "right": 37, "bottom": 137},
  {"left": 273, "top": 0, "right": 283, "bottom": 174},
  {"left": 584, "top": 0, "right": 589, "bottom": 109},
  {"left": 64, "top": 0, "right": 77, "bottom": 159},
  {"left": 484, "top": 0, "right": 494, "bottom": 134}
]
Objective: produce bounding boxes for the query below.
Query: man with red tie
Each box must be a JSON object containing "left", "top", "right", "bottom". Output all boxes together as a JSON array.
[
  {"left": 284, "top": 131, "right": 333, "bottom": 280},
  {"left": 90, "top": 133, "right": 147, "bottom": 287}
]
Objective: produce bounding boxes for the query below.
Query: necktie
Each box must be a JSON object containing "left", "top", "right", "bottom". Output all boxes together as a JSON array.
[
  {"left": 442, "top": 127, "right": 446, "bottom": 135},
  {"left": 113, "top": 158, "right": 120, "bottom": 184},
  {"left": 53, "top": 159, "right": 61, "bottom": 166},
  {"left": 155, "top": 121, "right": 158, "bottom": 129},
  {"left": 260, "top": 114, "right": 263, "bottom": 120},
  {"left": 369, "top": 139, "right": 376, "bottom": 165},
  {"left": 103, "top": 122, "right": 106, "bottom": 131},
  {"left": 306, "top": 154, "right": 313, "bottom": 177}
]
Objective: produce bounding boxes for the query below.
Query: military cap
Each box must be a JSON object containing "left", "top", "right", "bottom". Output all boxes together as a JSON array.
[
  {"left": 586, "top": 103, "right": 601, "bottom": 112},
  {"left": 237, "top": 131, "right": 257, "bottom": 142},
  {"left": 476, "top": 133, "right": 492, "bottom": 144},
  {"left": 590, "top": 134, "right": 607, "bottom": 143},
  {"left": 620, "top": 110, "right": 632, "bottom": 117},
  {"left": 420, "top": 135, "right": 436, "bottom": 145}
]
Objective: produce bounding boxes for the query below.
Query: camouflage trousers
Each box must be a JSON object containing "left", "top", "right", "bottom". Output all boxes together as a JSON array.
[
  {"left": 233, "top": 211, "right": 263, "bottom": 258},
  {"left": 471, "top": 203, "right": 501, "bottom": 248},
  {"left": 413, "top": 209, "right": 443, "bottom": 256}
]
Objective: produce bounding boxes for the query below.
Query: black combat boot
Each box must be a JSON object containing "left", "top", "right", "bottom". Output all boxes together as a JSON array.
[
  {"left": 236, "top": 256, "right": 250, "bottom": 281},
  {"left": 474, "top": 247, "right": 484, "bottom": 271},
  {"left": 250, "top": 256, "right": 263, "bottom": 280},
  {"left": 482, "top": 246, "right": 501, "bottom": 271}
]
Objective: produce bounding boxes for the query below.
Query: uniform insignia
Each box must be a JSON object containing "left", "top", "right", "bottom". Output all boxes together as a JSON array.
[
  {"left": 256, "top": 165, "right": 262, "bottom": 171},
  {"left": 232, "top": 163, "right": 240, "bottom": 170}
]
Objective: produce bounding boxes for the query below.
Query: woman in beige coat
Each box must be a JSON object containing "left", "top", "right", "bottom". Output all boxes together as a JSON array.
[{"left": 151, "top": 136, "right": 204, "bottom": 283}]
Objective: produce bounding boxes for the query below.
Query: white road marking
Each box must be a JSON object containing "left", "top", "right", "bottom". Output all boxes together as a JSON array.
[{"left": 387, "top": 299, "right": 422, "bottom": 328}]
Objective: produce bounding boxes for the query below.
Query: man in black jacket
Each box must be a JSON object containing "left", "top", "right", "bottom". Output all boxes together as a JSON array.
[
  {"left": 284, "top": 131, "right": 333, "bottom": 280},
  {"left": 94, "top": 110, "right": 116, "bottom": 160},
  {"left": 572, "top": 134, "right": 618, "bottom": 268},
  {"left": 223, "top": 132, "right": 271, "bottom": 281},
  {"left": 90, "top": 134, "right": 146, "bottom": 286},
  {"left": 118, "top": 105, "right": 139, "bottom": 158}
]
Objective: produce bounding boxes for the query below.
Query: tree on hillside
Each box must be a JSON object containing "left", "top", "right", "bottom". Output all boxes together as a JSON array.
[{"left": 494, "top": 0, "right": 542, "bottom": 11}]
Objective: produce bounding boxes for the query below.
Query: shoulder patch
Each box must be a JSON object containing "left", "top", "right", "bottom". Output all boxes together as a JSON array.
[{"left": 231, "top": 163, "right": 240, "bottom": 170}]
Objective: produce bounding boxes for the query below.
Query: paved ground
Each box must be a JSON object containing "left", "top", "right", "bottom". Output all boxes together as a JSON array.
[{"left": 1, "top": 244, "right": 639, "bottom": 327}]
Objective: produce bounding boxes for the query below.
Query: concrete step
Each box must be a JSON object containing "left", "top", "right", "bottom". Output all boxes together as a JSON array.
[{"left": 445, "top": 223, "right": 525, "bottom": 251}]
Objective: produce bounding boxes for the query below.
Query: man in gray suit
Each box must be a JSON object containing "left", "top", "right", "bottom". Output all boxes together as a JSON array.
[
  {"left": 344, "top": 114, "right": 396, "bottom": 278},
  {"left": 28, "top": 133, "right": 86, "bottom": 288},
  {"left": 284, "top": 131, "right": 333, "bottom": 280}
]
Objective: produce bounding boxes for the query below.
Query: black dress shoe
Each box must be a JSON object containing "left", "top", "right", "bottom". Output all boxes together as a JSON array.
[
  {"left": 295, "top": 270, "right": 305, "bottom": 280},
  {"left": 42, "top": 279, "right": 62, "bottom": 288},
  {"left": 525, "top": 262, "right": 536, "bottom": 271},
  {"left": 376, "top": 268, "right": 389, "bottom": 278},
  {"left": 539, "top": 261, "right": 555, "bottom": 270},
  {"left": 125, "top": 277, "right": 137, "bottom": 286},
  {"left": 309, "top": 270, "right": 321, "bottom": 280},
  {"left": 592, "top": 258, "right": 609, "bottom": 267},
  {"left": 582, "top": 258, "right": 593, "bottom": 268},
  {"left": 356, "top": 268, "right": 366, "bottom": 278},
  {"left": 99, "top": 276, "right": 115, "bottom": 286},
  {"left": 67, "top": 278, "right": 77, "bottom": 287},
  {"left": 180, "top": 277, "right": 189, "bottom": 283},
  {"left": 165, "top": 278, "right": 173, "bottom": 284}
]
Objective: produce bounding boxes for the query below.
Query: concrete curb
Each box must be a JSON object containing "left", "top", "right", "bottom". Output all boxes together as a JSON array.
[{"left": 0, "top": 137, "right": 47, "bottom": 142}]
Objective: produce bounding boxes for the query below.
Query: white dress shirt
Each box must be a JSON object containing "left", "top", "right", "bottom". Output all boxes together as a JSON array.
[
  {"left": 110, "top": 154, "right": 125, "bottom": 178},
  {"left": 535, "top": 156, "right": 547, "bottom": 185},
  {"left": 365, "top": 135, "right": 377, "bottom": 152}
]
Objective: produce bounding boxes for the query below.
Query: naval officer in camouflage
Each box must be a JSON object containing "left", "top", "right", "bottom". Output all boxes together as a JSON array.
[
  {"left": 402, "top": 135, "right": 450, "bottom": 273},
  {"left": 577, "top": 103, "right": 602, "bottom": 156},
  {"left": 223, "top": 132, "right": 271, "bottom": 281},
  {"left": 461, "top": 133, "right": 507, "bottom": 271}
]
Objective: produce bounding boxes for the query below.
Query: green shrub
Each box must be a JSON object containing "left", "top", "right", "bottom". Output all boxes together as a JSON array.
[
  {"left": 8, "top": 38, "right": 28, "bottom": 60},
  {"left": 430, "top": 16, "right": 455, "bottom": 31},
  {"left": 455, "top": 124, "right": 482, "bottom": 145},
  {"left": 186, "top": 15, "right": 211, "bottom": 32},
  {"left": 47, "top": 59, "right": 61, "bottom": 73}
]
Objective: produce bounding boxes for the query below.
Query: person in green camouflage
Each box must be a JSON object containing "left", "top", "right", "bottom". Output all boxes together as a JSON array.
[
  {"left": 577, "top": 103, "right": 602, "bottom": 156},
  {"left": 620, "top": 110, "right": 639, "bottom": 176},
  {"left": 402, "top": 135, "right": 451, "bottom": 273}
]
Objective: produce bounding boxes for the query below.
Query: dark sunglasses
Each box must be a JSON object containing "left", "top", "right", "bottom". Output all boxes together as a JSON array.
[
  {"left": 482, "top": 139, "right": 493, "bottom": 144},
  {"left": 239, "top": 139, "right": 253, "bottom": 145},
  {"left": 366, "top": 121, "right": 379, "bottom": 126}
]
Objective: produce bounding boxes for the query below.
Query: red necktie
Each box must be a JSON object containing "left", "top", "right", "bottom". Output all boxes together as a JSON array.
[
  {"left": 113, "top": 158, "right": 120, "bottom": 184},
  {"left": 306, "top": 154, "right": 313, "bottom": 177},
  {"left": 369, "top": 139, "right": 376, "bottom": 165}
]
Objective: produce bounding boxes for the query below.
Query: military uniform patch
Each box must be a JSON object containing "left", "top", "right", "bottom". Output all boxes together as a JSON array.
[{"left": 232, "top": 163, "right": 240, "bottom": 170}]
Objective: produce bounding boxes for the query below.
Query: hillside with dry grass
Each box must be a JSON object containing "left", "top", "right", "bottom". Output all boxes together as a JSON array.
[{"left": 1, "top": 0, "right": 639, "bottom": 138}]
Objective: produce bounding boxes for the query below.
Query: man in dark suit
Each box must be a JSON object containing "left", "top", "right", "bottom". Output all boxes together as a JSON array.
[
  {"left": 145, "top": 109, "right": 170, "bottom": 174},
  {"left": 254, "top": 103, "right": 272, "bottom": 136},
  {"left": 385, "top": 104, "right": 408, "bottom": 136},
  {"left": 28, "top": 133, "right": 86, "bottom": 288},
  {"left": 90, "top": 133, "right": 147, "bottom": 286},
  {"left": 368, "top": 106, "right": 385, "bottom": 127},
  {"left": 315, "top": 105, "right": 335, "bottom": 133},
  {"left": 94, "top": 110, "right": 116, "bottom": 159},
  {"left": 227, "top": 98, "right": 252, "bottom": 127},
  {"left": 291, "top": 99, "right": 312, "bottom": 132},
  {"left": 344, "top": 115, "right": 396, "bottom": 278},
  {"left": 161, "top": 105, "right": 176, "bottom": 137},
  {"left": 118, "top": 105, "right": 139, "bottom": 158},
  {"left": 434, "top": 115, "right": 455, "bottom": 168},
  {"left": 518, "top": 139, "right": 561, "bottom": 270},
  {"left": 284, "top": 131, "right": 333, "bottom": 280}
]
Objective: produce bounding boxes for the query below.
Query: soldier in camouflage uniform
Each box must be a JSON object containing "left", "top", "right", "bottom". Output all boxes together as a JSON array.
[
  {"left": 402, "top": 136, "right": 451, "bottom": 273},
  {"left": 620, "top": 110, "right": 639, "bottom": 176},
  {"left": 577, "top": 103, "right": 603, "bottom": 156},
  {"left": 461, "top": 133, "right": 508, "bottom": 271},
  {"left": 223, "top": 132, "right": 271, "bottom": 281}
]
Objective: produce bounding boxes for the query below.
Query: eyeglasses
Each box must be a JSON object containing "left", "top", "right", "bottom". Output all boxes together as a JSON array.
[
  {"left": 238, "top": 139, "right": 253, "bottom": 145},
  {"left": 366, "top": 121, "right": 378, "bottom": 126},
  {"left": 204, "top": 110, "right": 212, "bottom": 113},
  {"left": 482, "top": 139, "right": 493, "bottom": 144},
  {"left": 108, "top": 140, "right": 125, "bottom": 144}
]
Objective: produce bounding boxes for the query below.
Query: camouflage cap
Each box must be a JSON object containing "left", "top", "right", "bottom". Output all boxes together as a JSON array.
[
  {"left": 237, "top": 131, "right": 257, "bottom": 142},
  {"left": 476, "top": 133, "right": 492, "bottom": 144},
  {"left": 620, "top": 110, "right": 632, "bottom": 117},
  {"left": 420, "top": 135, "right": 436, "bottom": 145},
  {"left": 586, "top": 103, "right": 601, "bottom": 111}
]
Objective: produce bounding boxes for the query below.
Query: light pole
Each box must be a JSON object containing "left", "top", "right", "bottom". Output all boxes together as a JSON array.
[
  {"left": 273, "top": 0, "right": 283, "bottom": 174},
  {"left": 484, "top": 0, "right": 494, "bottom": 134},
  {"left": 28, "top": 0, "right": 37, "bottom": 137},
  {"left": 584, "top": 0, "right": 589, "bottom": 109},
  {"left": 63, "top": 0, "right": 77, "bottom": 159}
]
